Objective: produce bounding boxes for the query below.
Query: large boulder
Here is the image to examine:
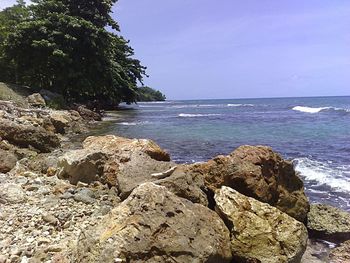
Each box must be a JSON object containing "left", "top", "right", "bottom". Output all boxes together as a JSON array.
[
  {"left": 0, "top": 148, "right": 17, "bottom": 173},
  {"left": 188, "top": 145, "right": 309, "bottom": 222},
  {"left": 58, "top": 135, "right": 184, "bottom": 199},
  {"left": 0, "top": 118, "right": 60, "bottom": 152},
  {"left": 154, "top": 166, "right": 208, "bottom": 206},
  {"left": 307, "top": 204, "right": 350, "bottom": 242},
  {"left": 329, "top": 240, "right": 350, "bottom": 263},
  {"left": 82, "top": 135, "right": 170, "bottom": 162},
  {"left": 74, "top": 183, "right": 232, "bottom": 263},
  {"left": 215, "top": 186, "right": 308, "bottom": 263}
]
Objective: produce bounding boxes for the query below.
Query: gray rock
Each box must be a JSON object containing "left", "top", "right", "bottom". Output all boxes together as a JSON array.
[
  {"left": 307, "top": 203, "right": 350, "bottom": 242},
  {"left": 74, "top": 183, "right": 232, "bottom": 263},
  {"left": 0, "top": 149, "right": 17, "bottom": 173},
  {"left": 0, "top": 184, "right": 26, "bottom": 204},
  {"left": 74, "top": 188, "right": 96, "bottom": 204},
  {"left": 154, "top": 166, "right": 208, "bottom": 206},
  {"left": 215, "top": 186, "right": 308, "bottom": 263},
  {"left": 42, "top": 214, "right": 58, "bottom": 226}
]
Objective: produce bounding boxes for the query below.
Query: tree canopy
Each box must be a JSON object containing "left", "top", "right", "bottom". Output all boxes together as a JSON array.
[
  {"left": 137, "top": 86, "right": 166, "bottom": 102},
  {"left": 0, "top": 0, "right": 147, "bottom": 106}
]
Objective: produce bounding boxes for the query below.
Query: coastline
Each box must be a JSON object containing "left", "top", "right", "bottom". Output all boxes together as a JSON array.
[{"left": 1, "top": 94, "right": 350, "bottom": 262}]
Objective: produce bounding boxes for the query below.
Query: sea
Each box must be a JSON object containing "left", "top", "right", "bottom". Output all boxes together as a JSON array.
[{"left": 101, "top": 96, "right": 350, "bottom": 211}]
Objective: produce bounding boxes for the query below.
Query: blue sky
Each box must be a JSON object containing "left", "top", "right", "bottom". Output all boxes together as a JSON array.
[{"left": 2, "top": 1, "right": 350, "bottom": 99}]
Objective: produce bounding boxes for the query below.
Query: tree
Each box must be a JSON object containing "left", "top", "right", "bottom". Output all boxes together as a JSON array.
[
  {"left": 0, "top": 0, "right": 146, "bottom": 106},
  {"left": 137, "top": 86, "right": 166, "bottom": 102},
  {"left": 0, "top": 0, "right": 29, "bottom": 82}
]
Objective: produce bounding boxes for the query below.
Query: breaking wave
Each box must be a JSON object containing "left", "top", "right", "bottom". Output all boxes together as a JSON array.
[
  {"left": 294, "top": 157, "right": 350, "bottom": 192},
  {"left": 178, "top": 113, "right": 222, "bottom": 118},
  {"left": 292, "top": 106, "right": 350, "bottom": 114}
]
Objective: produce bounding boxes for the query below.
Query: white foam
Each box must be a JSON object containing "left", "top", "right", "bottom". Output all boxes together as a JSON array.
[
  {"left": 117, "top": 121, "right": 150, "bottom": 126},
  {"left": 227, "top": 104, "right": 254, "bottom": 107},
  {"left": 292, "top": 106, "right": 331, "bottom": 113},
  {"left": 178, "top": 113, "right": 221, "bottom": 118},
  {"left": 294, "top": 157, "right": 350, "bottom": 192}
]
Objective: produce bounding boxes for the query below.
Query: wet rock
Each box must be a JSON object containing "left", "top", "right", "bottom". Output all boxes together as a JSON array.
[
  {"left": 0, "top": 118, "right": 60, "bottom": 152},
  {"left": 0, "top": 183, "right": 26, "bottom": 204},
  {"left": 188, "top": 145, "right": 309, "bottom": 222},
  {"left": 329, "top": 240, "right": 350, "bottom": 263},
  {"left": 75, "top": 105, "right": 101, "bottom": 121},
  {"left": 27, "top": 93, "right": 46, "bottom": 107},
  {"left": 74, "top": 183, "right": 232, "bottom": 263},
  {"left": 307, "top": 204, "right": 350, "bottom": 242},
  {"left": 0, "top": 149, "right": 17, "bottom": 173},
  {"left": 215, "top": 186, "right": 308, "bottom": 263},
  {"left": 301, "top": 239, "right": 332, "bottom": 263}
]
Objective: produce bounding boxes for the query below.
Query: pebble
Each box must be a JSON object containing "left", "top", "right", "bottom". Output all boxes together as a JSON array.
[
  {"left": 0, "top": 255, "right": 7, "bottom": 263},
  {"left": 0, "top": 157, "right": 120, "bottom": 261},
  {"left": 42, "top": 214, "right": 58, "bottom": 225}
]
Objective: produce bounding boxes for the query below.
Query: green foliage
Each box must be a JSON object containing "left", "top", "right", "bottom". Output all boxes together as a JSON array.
[
  {"left": 137, "top": 86, "right": 166, "bottom": 102},
  {"left": 0, "top": 0, "right": 146, "bottom": 106}
]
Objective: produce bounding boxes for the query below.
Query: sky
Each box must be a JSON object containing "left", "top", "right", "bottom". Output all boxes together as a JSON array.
[{"left": 1, "top": 1, "right": 350, "bottom": 100}]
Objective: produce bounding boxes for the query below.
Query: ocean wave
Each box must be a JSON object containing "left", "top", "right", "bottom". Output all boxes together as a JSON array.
[
  {"left": 294, "top": 157, "right": 350, "bottom": 192},
  {"left": 171, "top": 104, "right": 225, "bottom": 109},
  {"left": 292, "top": 106, "right": 350, "bottom": 114},
  {"left": 178, "top": 113, "right": 222, "bottom": 118},
  {"left": 227, "top": 104, "right": 254, "bottom": 107},
  {"left": 117, "top": 121, "right": 151, "bottom": 126},
  {"left": 292, "top": 106, "right": 331, "bottom": 113}
]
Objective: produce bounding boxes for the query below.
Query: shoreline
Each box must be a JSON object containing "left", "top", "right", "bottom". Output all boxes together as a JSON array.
[{"left": 1, "top": 95, "right": 350, "bottom": 262}]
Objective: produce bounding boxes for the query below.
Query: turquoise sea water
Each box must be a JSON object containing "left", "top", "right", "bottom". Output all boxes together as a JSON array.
[{"left": 102, "top": 96, "right": 350, "bottom": 210}]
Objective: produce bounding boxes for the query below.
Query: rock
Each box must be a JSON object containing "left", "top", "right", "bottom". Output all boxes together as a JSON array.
[
  {"left": 27, "top": 93, "right": 46, "bottom": 107},
  {"left": 329, "top": 240, "right": 350, "bottom": 263},
  {"left": 74, "top": 183, "right": 232, "bottom": 263},
  {"left": 82, "top": 135, "right": 170, "bottom": 162},
  {"left": 307, "top": 204, "right": 350, "bottom": 242},
  {"left": 0, "top": 118, "right": 60, "bottom": 152},
  {"left": 114, "top": 152, "right": 175, "bottom": 199},
  {"left": 74, "top": 188, "right": 96, "bottom": 204},
  {"left": 58, "top": 135, "right": 172, "bottom": 198},
  {"left": 154, "top": 166, "right": 208, "bottom": 206},
  {"left": 0, "top": 149, "right": 17, "bottom": 173},
  {"left": 0, "top": 255, "right": 7, "bottom": 263},
  {"left": 0, "top": 183, "right": 26, "bottom": 204},
  {"left": 215, "top": 186, "right": 308, "bottom": 263},
  {"left": 301, "top": 239, "right": 332, "bottom": 263},
  {"left": 42, "top": 214, "right": 58, "bottom": 225},
  {"left": 49, "top": 111, "right": 72, "bottom": 134},
  {"left": 188, "top": 145, "right": 309, "bottom": 222},
  {"left": 75, "top": 105, "right": 101, "bottom": 121},
  {"left": 58, "top": 150, "right": 108, "bottom": 185}
]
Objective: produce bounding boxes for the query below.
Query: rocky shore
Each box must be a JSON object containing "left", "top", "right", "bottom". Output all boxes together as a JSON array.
[{"left": 1, "top": 91, "right": 350, "bottom": 263}]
